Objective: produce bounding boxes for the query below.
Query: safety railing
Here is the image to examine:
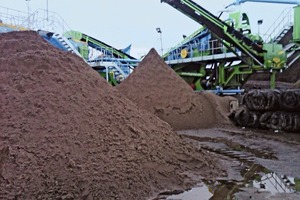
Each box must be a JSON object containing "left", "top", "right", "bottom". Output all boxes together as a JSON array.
[
  {"left": 164, "top": 38, "right": 229, "bottom": 61},
  {"left": 31, "top": 9, "right": 71, "bottom": 34},
  {"left": 0, "top": 6, "right": 71, "bottom": 35},
  {"left": 263, "top": 7, "right": 293, "bottom": 43},
  {"left": 0, "top": 6, "right": 29, "bottom": 29}
]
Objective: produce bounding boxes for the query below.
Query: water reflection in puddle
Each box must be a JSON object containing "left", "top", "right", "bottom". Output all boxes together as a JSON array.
[
  {"left": 158, "top": 168, "right": 299, "bottom": 200},
  {"left": 166, "top": 184, "right": 212, "bottom": 200},
  {"left": 163, "top": 133, "right": 300, "bottom": 200},
  {"left": 253, "top": 172, "right": 296, "bottom": 194}
]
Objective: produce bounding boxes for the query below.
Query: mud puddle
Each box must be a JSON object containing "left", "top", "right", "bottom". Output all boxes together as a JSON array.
[
  {"left": 155, "top": 127, "right": 300, "bottom": 199},
  {"left": 157, "top": 165, "right": 298, "bottom": 199},
  {"left": 157, "top": 183, "right": 212, "bottom": 200}
]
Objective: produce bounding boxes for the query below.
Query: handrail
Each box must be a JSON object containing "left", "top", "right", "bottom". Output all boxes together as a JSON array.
[
  {"left": 263, "top": 7, "right": 293, "bottom": 42},
  {"left": 165, "top": 38, "right": 228, "bottom": 61},
  {"left": 0, "top": 6, "right": 72, "bottom": 34}
]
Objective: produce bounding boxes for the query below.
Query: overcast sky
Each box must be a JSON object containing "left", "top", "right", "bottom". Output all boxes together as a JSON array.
[{"left": 0, "top": 0, "right": 293, "bottom": 58}]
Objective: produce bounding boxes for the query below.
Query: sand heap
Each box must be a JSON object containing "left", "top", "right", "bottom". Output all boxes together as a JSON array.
[
  {"left": 0, "top": 31, "right": 224, "bottom": 200},
  {"left": 117, "top": 48, "right": 232, "bottom": 130}
]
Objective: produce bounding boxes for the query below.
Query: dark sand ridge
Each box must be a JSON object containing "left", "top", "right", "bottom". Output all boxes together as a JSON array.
[{"left": 0, "top": 31, "right": 224, "bottom": 200}]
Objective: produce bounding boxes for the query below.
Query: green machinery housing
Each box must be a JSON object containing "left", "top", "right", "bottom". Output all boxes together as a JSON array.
[{"left": 161, "top": 0, "right": 300, "bottom": 93}]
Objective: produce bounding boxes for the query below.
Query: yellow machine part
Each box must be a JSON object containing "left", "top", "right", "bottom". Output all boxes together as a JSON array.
[
  {"left": 0, "top": 22, "right": 27, "bottom": 31},
  {"left": 180, "top": 49, "right": 188, "bottom": 58}
]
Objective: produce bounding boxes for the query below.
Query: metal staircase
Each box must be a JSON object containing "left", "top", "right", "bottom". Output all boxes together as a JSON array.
[
  {"left": 264, "top": 7, "right": 294, "bottom": 43},
  {"left": 273, "top": 25, "right": 293, "bottom": 43},
  {"left": 37, "top": 30, "right": 84, "bottom": 60},
  {"left": 52, "top": 33, "right": 82, "bottom": 57},
  {"left": 263, "top": 7, "right": 300, "bottom": 68},
  {"left": 89, "top": 61, "right": 127, "bottom": 77},
  {"left": 266, "top": 8, "right": 300, "bottom": 68},
  {"left": 63, "top": 30, "right": 140, "bottom": 83},
  {"left": 88, "top": 58, "right": 139, "bottom": 84}
]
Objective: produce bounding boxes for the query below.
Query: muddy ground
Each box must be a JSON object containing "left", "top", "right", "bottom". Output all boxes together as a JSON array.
[{"left": 156, "top": 126, "right": 300, "bottom": 199}]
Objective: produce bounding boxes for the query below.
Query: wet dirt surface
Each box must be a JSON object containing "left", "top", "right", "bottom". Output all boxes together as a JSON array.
[{"left": 157, "top": 127, "right": 300, "bottom": 199}]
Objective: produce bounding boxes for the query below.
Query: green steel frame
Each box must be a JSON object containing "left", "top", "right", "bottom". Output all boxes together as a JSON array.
[{"left": 162, "top": 0, "right": 288, "bottom": 91}]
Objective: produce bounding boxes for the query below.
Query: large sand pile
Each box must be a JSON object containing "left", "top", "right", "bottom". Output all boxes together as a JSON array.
[
  {"left": 117, "top": 48, "right": 232, "bottom": 130},
  {"left": 0, "top": 31, "right": 224, "bottom": 200}
]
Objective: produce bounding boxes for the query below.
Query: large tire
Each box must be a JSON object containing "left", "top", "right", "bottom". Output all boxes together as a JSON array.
[
  {"left": 242, "top": 91, "right": 254, "bottom": 110},
  {"left": 247, "top": 111, "right": 261, "bottom": 128},
  {"left": 234, "top": 108, "right": 260, "bottom": 128},
  {"left": 290, "top": 113, "right": 300, "bottom": 132},
  {"left": 259, "top": 112, "right": 273, "bottom": 130},
  {"left": 270, "top": 112, "right": 286, "bottom": 131},
  {"left": 252, "top": 90, "right": 266, "bottom": 111},
  {"left": 259, "top": 111, "right": 300, "bottom": 132},
  {"left": 234, "top": 108, "right": 249, "bottom": 127},
  {"left": 280, "top": 89, "right": 300, "bottom": 112},
  {"left": 243, "top": 90, "right": 263, "bottom": 110},
  {"left": 265, "top": 90, "right": 280, "bottom": 110},
  {"left": 237, "top": 89, "right": 300, "bottom": 132},
  {"left": 243, "top": 90, "right": 280, "bottom": 111}
]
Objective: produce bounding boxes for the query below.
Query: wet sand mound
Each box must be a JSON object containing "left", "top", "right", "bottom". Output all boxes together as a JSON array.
[
  {"left": 117, "top": 48, "right": 231, "bottom": 130},
  {"left": 0, "top": 31, "right": 223, "bottom": 200},
  {"left": 198, "top": 92, "right": 237, "bottom": 125}
]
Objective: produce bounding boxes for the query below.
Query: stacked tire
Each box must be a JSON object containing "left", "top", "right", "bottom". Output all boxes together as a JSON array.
[{"left": 231, "top": 89, "right": 300, "bottom": 132}]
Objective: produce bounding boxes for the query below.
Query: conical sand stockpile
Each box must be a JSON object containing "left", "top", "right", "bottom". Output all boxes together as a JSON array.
[
  {"left": 198, "top": 91, "right": 236, "bottom": 126},
  {"left": 0, "top": 31, "right": 223, "bottom": 200},
  {"left": 117, "top": 48, "right": 231, "bottom": 130}
]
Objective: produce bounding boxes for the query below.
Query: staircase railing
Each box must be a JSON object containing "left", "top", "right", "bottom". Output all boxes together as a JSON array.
[
  {"left": 52, "top": 33, "right": 83, "bottom": 57},
  {"left": 263, "top": 7, "right": 293, "bottom": 43}
]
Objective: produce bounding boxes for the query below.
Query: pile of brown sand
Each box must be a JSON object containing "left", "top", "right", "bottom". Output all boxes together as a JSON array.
[
  {"left": 294, "top": 79, "right": 300, "bottom": 88},
  {"left": 117, "top": 48, "right": 232, "bottom": 130},
  {"left": 197, "top": 91, "right": 237, "bottom": 124},
  {"left": 0, "top": 31, "right": 224, "bottom": 200}
]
